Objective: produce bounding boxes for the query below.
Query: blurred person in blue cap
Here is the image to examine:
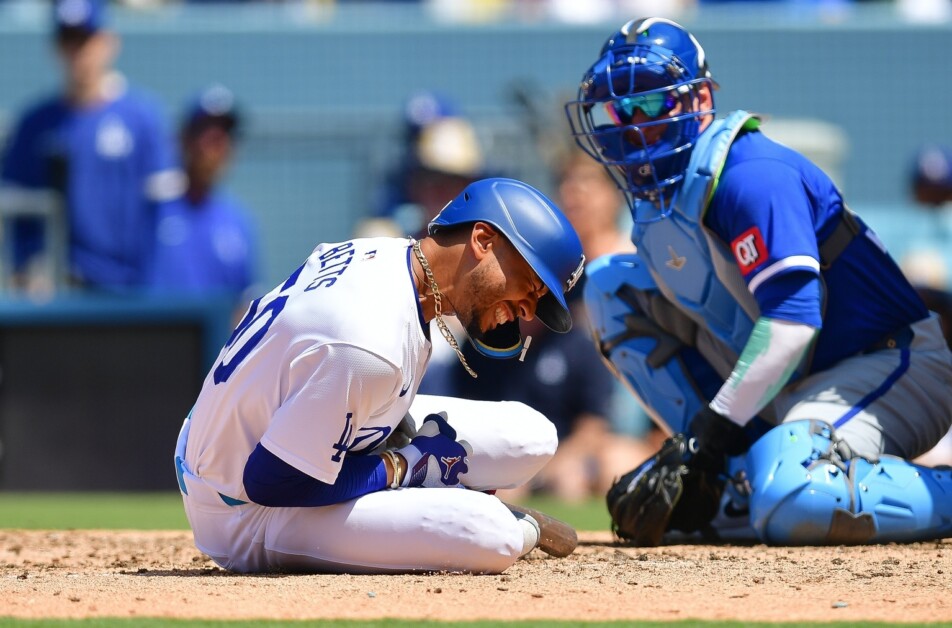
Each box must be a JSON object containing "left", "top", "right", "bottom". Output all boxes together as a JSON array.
[
  {"left": 910, "top": 144, "right": 952, "bottom": 209},
  {"left": 0, "top": 0, "right": 182, "bottom": 292},
  {"left": 899, "top": 145, "right": 952, "bottom": 294},
  {"left": 148, "top": 84, "right": 259, "bottom": 312},
  {"left": 371, "top": 91, "right": 485, "bottom": 238},
  {"left": 373, "top": 91, "right": 457, "bottom": 223}
]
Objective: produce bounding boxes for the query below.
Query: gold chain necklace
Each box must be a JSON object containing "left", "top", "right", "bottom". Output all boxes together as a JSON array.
[{"left": 412, "top": 240, "right": 478, "bottom": 379}]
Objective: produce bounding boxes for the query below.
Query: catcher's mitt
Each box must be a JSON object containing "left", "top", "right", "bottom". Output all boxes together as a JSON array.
[{"left": 606, "top": 434, "right": 724, "bottom": 546}]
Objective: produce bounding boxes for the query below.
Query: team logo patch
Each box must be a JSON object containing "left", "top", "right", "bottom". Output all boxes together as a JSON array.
[
  {"left": 731, "top": 226, "right": 768, "bottom": 275},
  {"left": 565, "top": 256, "right": 586, "bottom": 293},
  {"left": 440, "top": 455, "right": 463, "bottom": 480}
]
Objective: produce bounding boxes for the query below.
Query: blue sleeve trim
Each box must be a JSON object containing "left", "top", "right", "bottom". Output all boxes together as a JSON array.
[
  {"left": 755, "top": 270, "right": 822, "bottom": 328},
  {"left": 243, "top": 443, "right": 388, "bottom": 507}
]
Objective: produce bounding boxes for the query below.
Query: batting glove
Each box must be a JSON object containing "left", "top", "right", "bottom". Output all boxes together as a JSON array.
[{"left": 397, "top": 413, "right": 472, "bottom": 488}]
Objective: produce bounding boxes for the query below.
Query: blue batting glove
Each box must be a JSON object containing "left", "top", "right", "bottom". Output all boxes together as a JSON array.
[{"left": 397, "top": 413, "right": 472, "bottom": 488}]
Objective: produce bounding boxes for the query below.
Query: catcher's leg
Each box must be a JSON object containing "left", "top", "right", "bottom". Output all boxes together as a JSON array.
[
  {"left": 584, "top": 253, "right": 723, "bottom": 435},
  {"left": 747, "top": 419, "right": 952, "bottom": 544}
]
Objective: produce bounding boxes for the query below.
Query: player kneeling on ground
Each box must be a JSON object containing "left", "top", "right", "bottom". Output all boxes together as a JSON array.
[
  {"left": 174, "top": 178, "right": 581, "bottom": 573},
  {"left": 563, "top": 18, "right": 952, "bottom": 545}
]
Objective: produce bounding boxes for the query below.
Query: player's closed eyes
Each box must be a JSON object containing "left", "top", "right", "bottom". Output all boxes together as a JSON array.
[{"left": 605, "top": 90, "right": 679, "bottom": 125}]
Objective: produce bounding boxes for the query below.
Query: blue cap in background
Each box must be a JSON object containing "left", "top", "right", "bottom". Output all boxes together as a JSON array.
[
  {"left": 53, "top": 0, "right": 106, "bottom": 37},
  {"left": 183, "top": 84, "right": 242, "bottom": 136},
  {"left": 402, "top": 91, "right": 458, "bottom": 138},
  {"left": 912, "top": 145, "right": 952, "bottom": 190}
]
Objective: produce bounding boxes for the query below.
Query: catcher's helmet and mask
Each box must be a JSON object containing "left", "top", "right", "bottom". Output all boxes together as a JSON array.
[
  {"left": 565, "top": 17, "right": 717, "bottom": 223},
  {"left": 429, "top": 178, "right": 585, "bottom": 358}
]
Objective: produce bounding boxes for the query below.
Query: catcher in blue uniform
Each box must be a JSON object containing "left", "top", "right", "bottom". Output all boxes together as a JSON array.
[{"left": 564, "top": 17, "right": 952, "bottom": 545}]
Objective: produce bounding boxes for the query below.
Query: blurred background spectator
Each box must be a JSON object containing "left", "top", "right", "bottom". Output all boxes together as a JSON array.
[
  {"left": 372, "top": 90, "right": 459, "bottom": 222},
  {"left": 148, "top": 83, "right": 260, "bottom": 316},
  {"left": 898, "top": 145, "right": 952, "bottom": 343},
  {"left": 0, "top": 0, "right": 182, "bottom": 295},
  {"left": 368, "top": 90, "right": 486, "bottom": 239},
  {"left": 898, "top": 144, "right": 952, "bottom": 467},
  {"left": 556, "top": 148, "right": 634, "bottom": 262}
]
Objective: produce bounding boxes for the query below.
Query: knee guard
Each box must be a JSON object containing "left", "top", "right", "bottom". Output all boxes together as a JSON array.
[
  {"left": 584, "top": 254, "right": 721, "bottom": 434},
  {"left": 747, "top": 420, "right": 952, "bottom": 544}
]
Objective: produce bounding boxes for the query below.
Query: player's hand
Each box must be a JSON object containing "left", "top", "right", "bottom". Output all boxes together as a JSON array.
[
  {"left": 687, "top": 405, "right": 750, "bottom": 473},
  {"left": 396, "top": 413, "right": 472, "bottom": 488}
]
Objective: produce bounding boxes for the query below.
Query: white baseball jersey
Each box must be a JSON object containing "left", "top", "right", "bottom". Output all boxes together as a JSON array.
[
  {"left": 185, "top": 237, "right": 431, "bottom": 503},
  {"left": 177, "top": 236, "right": 561, "bottom": 574}
]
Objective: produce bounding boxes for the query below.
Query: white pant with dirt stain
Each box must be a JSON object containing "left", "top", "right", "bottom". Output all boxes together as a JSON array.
[{"left": 175, "top": 395, "right": 556, "bottom": 574}]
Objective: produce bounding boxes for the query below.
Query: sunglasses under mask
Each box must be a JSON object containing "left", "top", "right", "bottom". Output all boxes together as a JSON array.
[{"left": 602, "top": 88, "right": 682, "bottom": 126}]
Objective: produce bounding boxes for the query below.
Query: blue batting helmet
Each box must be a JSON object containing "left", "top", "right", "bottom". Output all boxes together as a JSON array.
[
  {"left": 429, "top": 178, "right": 585, "bottom": 334},
  {"left": 565, "top": 17, "right": 716, "bottom": 222}
]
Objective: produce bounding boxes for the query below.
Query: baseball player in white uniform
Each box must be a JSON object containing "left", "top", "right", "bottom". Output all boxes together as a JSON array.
[{"left": 174, "top": 178, "right": 586, "bottom": 573}]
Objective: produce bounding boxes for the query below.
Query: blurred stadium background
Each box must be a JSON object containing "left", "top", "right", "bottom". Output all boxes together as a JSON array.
[{"left": 0, "top": 0, "right": 950, "bottom": 492}]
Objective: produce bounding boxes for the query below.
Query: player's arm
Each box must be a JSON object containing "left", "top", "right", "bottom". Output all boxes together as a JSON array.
[
  {"left": 707, "top": 271, "right": 820, "bottom": 429},
  {"left": 243, "top": 444, "right": 388, "bottom": 507},
  {"left": 244, "top": 343, "right": 402, "bottom": 507},
  {"left": 693, "top": 159, "right": 823, "bottom": 464}
]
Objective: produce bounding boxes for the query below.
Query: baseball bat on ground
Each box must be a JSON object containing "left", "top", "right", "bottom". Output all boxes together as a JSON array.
[{"left": 504, "top": 501, "right": 579, "bottom": 558}]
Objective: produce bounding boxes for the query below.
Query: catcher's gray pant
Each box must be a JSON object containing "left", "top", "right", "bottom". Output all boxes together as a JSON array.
[
  {"left": 771, "top": 313, "right": 952, "bottom": 460},
  {"left": 711, "top": 315, "right": 952, "bottom": 543},
  {"left": 175, "top": 395, "right": 556, "bottom": 574}
]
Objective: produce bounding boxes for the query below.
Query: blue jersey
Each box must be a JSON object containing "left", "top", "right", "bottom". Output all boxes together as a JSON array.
[
  {"left": 149, "top": 190, "right": 257, "bottom": 298},
  {"left": 1, "top": 82, "right": 181, "bottom": 288},
  {"left": 706, "top": 130, "right": 928, "bottom": 371}
]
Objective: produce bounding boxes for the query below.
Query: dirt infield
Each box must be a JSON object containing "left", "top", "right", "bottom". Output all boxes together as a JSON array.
[{"left": 1, "top": 529, "right": 950, "bottom": 623}]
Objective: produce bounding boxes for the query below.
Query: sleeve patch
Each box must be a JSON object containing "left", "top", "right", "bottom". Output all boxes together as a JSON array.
[{"left": 731, "top": 226, "right": 768, "bottom": 276}]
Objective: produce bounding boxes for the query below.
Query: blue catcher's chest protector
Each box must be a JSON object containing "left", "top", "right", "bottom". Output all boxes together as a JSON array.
[
  {"left": 584, "top": 112, "right": 760, "bottom": 435},
  {"left": 631, "top": 111, "right": 762, "bottom": 357}
]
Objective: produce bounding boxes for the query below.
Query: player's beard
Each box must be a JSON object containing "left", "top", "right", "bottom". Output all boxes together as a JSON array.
[{"left": 458, "top": 263, "right": 507, "bottom": 343}]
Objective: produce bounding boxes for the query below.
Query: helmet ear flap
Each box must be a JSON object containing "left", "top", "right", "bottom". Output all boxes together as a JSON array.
[{"left": 470, "top": 320, "right": 524, "bottom": 359}]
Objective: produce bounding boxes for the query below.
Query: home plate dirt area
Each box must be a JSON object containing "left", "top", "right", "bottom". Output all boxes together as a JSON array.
[{"left": 1, "top": 530, "right": 950, "bottom": 623}]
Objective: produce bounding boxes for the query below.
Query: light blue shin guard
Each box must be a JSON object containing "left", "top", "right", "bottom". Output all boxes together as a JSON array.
[
  {"left": 747, "top": 420, "right": 952, "bottom": 544},
  {"left": 584, "top": 254, "right": 715, "bottom": 434}
]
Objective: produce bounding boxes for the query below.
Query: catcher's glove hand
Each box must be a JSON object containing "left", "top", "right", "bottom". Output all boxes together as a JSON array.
[{"left": 606, "top": 434, "right": 724, "bottom": 546}]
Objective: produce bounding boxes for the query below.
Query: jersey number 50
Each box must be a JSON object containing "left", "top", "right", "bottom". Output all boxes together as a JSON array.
[{"left": 213, "top": 264, "right": 304, "bottom": 384}]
